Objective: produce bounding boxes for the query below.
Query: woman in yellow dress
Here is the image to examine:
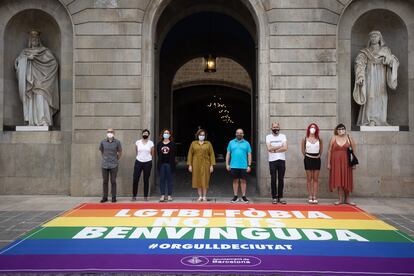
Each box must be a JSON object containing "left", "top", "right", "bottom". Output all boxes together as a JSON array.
[{"left": 187, "top": 129, "right": 216, "bottom": 201}]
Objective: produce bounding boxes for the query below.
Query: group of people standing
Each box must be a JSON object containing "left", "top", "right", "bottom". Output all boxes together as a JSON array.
[{"left": 98, "top": 122, "right": 357, "bottom": 205}]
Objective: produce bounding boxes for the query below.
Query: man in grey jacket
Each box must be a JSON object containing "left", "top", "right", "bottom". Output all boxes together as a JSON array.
[{"left": 99, "top": 128, "right": 122, "bottom": 203}]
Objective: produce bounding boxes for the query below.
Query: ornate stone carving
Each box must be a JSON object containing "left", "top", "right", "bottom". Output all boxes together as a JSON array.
[
  {"left": 15, "top": 30, "right": 59, "bottom": 126},
  {"left": 353, "top": 30, "right": 399, "bottom": 126}
]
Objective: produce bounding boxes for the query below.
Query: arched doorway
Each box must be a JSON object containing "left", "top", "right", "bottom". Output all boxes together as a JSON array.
[
  {"left": 156, "top": 4, "right": 256, "bottom": 197},
  {"left": 141, "top": 0, "right": 270, "bottom": 197}
]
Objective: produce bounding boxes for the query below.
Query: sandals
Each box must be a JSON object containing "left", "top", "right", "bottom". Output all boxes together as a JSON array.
[
  {"left": 345, "top": 201, "right": 356, "bottom": 206},
  {"left": 334, "top": 201, "right": 342, "bottom": 205}
]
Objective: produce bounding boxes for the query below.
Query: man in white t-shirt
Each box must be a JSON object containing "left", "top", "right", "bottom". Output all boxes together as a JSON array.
[{"left": 265, "top": 122, "right": 288, "bottom": 204}]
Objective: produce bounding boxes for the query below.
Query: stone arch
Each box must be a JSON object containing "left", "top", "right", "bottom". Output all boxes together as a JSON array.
[
  {"left": 172, "top": 57, "right": 252, "bottom": 94},
  {"left": 337, "top": 0, "right": 414, "bottom": 130},
  {"left": 141, "top": 0, "right": 270, "bottom": 195},
  {"left": 0, "top": 0, "right": 73, "bottom": 132}
]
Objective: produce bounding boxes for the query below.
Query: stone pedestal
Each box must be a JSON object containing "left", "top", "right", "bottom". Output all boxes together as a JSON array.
[
  {"left": 16, "top": 125, "right": 49, "bottom": 131},
  {"left": 360, "top": 126, "right": 400, "bottom": 132}
]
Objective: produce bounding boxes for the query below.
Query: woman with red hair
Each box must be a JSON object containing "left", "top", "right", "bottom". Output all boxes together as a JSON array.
[{"left": 301, "top": 123, "right": 323, "bottom": 204}]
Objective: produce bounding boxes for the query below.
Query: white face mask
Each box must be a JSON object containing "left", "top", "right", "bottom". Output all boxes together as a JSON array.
[
  {"left": 107, "top": 133, "right": 114, "bottom": 139},
  {"left": 309, "top": 127, "right": 316, "bottom": 134},
  {"left": 198, "top": 135, "right": 205, "bottom": 141},
  {"left": 163, "top": 133, "right": 170, "bottom": 139}
]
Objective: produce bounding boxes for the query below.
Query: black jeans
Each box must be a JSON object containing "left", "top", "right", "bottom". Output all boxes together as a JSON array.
[
  {"left": 133, "top": 160, "right": 152, "bottom": 197},
  {"left": 102, "top": 167, "right": 118, "bottom": 199},
  {"left": 269, "top": 160, "right": 286, "bottom": 199},
  {"left": 159, "top": 163, "right": 173, "bottom": 196}
]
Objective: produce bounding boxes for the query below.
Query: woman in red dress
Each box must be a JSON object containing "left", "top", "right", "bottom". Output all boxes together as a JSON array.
[{"left": 327, "top": 124, "right": 357, "bottom": 205}]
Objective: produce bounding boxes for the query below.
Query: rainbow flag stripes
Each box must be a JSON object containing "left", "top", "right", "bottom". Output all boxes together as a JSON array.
[{"left": 0, "top": 203, "right": 413, "bottom": 274}]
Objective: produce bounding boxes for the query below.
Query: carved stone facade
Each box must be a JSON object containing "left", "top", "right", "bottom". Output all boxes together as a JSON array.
[{"left": 0, "top": 0, "right": 413, "bottom": 197}]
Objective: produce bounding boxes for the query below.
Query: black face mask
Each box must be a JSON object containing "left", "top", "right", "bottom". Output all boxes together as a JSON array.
[
  {"left": 272, "top": 129, "right": 280, "bottom": 134},
  {"left": 142, "top": 135, "right": 149, "bottom": 140}
]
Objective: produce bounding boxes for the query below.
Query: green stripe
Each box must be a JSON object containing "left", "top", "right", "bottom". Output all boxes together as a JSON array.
[{"left": 24, "top": 227, "right": 413, "bottom": 243}]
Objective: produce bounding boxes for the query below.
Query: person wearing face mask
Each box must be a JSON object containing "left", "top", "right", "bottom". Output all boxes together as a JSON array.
[
  {"left": 301, "top": 123, "right": 323, "bottom": 204},
  {"left": 132, "top": 129, "right": 154, "bottom": 201},
  {"left": 226, "top": 128, "right": 252, "bottom": 203},
  {"left": 99, "top": 128, "right": 122, "bottom": 203},
  {"left": 187, "top": 129, "right": 216, "bottom": 201},
  {"left": 266, "top": 122, "right": 288, "bottom": 204},
  {"left": 327, "top": 124, "right": 356, "bottom": 205},
  {"left": 156, "top": 129, "right": 176, "bottom": 202}
]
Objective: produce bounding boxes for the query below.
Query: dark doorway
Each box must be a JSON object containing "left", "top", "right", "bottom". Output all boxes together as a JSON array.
[
  {"left": 173, "top": 85, "right": 251, "bottom": 158},
  {"left": 155, "top": 3, "right": 257, "bottom": 198}
]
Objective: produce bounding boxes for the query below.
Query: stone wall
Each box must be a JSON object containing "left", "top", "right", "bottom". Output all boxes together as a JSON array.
[
  {"left": 0, "top": 0, "right": 413, "bottom": 197},
  {"left": 68, "top": 0, "right": 148, "bottom": 196}
]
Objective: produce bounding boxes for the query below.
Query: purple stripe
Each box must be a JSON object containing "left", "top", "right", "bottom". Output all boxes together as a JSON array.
[{"left": 0, "top": 255, "right": 413, "bottom": 275}]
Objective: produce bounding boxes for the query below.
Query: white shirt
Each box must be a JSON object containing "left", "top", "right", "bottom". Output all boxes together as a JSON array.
[
  {"left": 135, "top": 139, "right": 154, "bottom": 162},
  {"left": 305, "top": 139, "right": 320, "bottom": 154},
  {"left": 266, "top": 133, "right": 287, "bottom": 161}
]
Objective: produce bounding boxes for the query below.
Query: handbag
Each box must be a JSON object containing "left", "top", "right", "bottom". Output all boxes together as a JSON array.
[{"left": 347, "top": 135, "right": 359, "bottom": 167}]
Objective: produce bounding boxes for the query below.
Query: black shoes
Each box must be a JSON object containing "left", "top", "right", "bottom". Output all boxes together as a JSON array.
[
  {"left": 230, "top": 196, "right": 249, "bottom": 203},
  {"left": 100, "top": 197, "right": 117, "bottom": 203}
]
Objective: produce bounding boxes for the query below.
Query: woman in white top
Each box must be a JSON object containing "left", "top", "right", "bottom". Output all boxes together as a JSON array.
[
  {"left": 301, "top": 123, "right": 323, "bottom": 204},
  {"left": 132, "top": 129, "right": 154, "bottom": 201}
]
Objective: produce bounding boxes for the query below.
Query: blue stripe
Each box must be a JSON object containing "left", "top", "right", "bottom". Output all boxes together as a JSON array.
[{"left": 2, "top": 239, "right": 414, "bottom": 258}]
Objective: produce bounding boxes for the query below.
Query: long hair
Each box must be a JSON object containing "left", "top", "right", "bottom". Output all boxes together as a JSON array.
[
  {"left": 306, "top": 123, "right": 320, "bottom": 139},
  {"left": 334, "top": 123, "right": 346, "bottom": 136},
  {"left": 159, "top": 128, "right": 173, "bottom": 141}
]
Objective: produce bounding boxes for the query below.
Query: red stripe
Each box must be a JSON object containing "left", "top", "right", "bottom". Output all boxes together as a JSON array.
[{"left": 79, "top": 203, "right": 361, "bottom": 212}]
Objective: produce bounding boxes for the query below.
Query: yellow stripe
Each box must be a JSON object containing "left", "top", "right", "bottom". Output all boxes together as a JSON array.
[{"left": 43, "top": 217, "right": 396, "bottom": 230}]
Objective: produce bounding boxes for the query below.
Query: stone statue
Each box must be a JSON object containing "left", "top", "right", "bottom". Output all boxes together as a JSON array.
[
  {"left": 15, "top": 30, "right": 59, "bottom": 126},
  {"left": 353, "top": 30, "right": 399, "bottom": 126}
]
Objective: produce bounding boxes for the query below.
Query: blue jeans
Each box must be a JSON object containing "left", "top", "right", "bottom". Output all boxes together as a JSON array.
[{"left": 159, "top": 163, "right": 173, "bottom": 196}]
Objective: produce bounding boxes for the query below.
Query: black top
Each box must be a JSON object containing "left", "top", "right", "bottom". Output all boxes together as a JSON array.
[{"left": 157, "top": 141, "right": 176, "bottom": 171}]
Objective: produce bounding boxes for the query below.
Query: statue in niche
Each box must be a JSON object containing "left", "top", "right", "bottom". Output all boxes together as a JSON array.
[
  {"left": 353, "top": 30, "right": 399, "bottom": 126},
  {"left": 15, "top": 30, "right": 59, "bottom": 126}
]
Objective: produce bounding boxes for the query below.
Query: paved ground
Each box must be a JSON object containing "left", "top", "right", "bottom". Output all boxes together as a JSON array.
[{"left": 0, "top": 195, "right": 413, "bottom": 251}]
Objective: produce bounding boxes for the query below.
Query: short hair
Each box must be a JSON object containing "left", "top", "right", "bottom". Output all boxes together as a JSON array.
[
  {"left": 195, "top": 129, "right": 207, "bottom": 139},
  {"left": 159, "top": 128, "right": 173, "bottom": 141},
  {"left": 334, "top": 123, "right": 346, "bottom": 135},
  {"left": 142, "top": 129, "right": 150, "bottom": 135}
]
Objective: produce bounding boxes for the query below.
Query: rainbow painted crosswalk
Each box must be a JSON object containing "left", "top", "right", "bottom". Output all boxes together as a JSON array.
[{"left": 0, "top": 203, "right": 413, "bottom": 274}]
